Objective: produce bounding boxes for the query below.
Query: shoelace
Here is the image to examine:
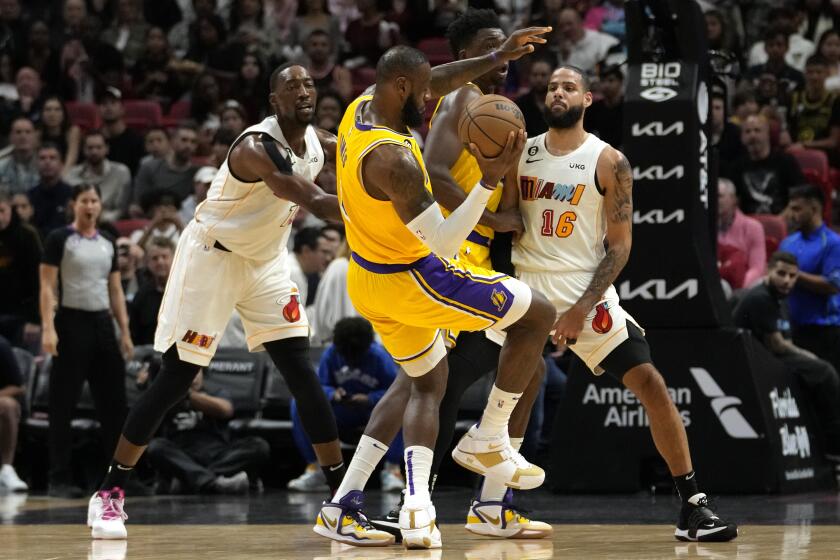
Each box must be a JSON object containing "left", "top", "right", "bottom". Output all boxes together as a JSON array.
[
  {"left": 345, "top": 507, "right": 375, "bottom": 530},
  {"left": 101, "top": 493, "right": 128, "bottom": 522}
]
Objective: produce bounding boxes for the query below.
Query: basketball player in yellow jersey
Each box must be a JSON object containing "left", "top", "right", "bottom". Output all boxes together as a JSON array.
[
  {"left": 395, "top": 8, "right": 551, "bottom": 541},
  {"left": 313, "top": 38, "right": 555, "bottom": 549}
]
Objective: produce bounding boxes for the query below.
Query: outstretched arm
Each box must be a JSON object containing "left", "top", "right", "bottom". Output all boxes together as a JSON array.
[
  {"left": 228, "top": 134, "right": 342, "bottom": 222},
  {"left": 552, "top": 147, "right": 633, "bottom": 344},
  {"left": 429, "top": 27, "right": 551, "bottom": 98}
]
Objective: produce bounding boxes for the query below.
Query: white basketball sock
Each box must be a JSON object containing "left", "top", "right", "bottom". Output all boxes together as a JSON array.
[
  {"left": 475, "top": 385, "right": 522, "bottom": 437},
  {"left": 404, "top": 446, "right": 433, "bottom": 508},
  {"left": 479, "top": 437, "right": 524, "bottom": 502},
  {"left": 332, "top": 435, "right": 388, "bottom": 502}
]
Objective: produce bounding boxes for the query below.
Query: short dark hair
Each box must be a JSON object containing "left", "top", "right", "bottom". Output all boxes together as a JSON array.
[
  {"left": 321, "top": 223, "right": 345, "bottom": 239},
  {"left": 599, "top": 64, "right": 624, "bottom": 82},
  {"left": 213, "top": 127, "right": 238, "bottom": 146},
  {"left": 293, "top": 226, "right": 324, "bottom": 254},
  {"left": 333, "top": 317, "right": 374, "bottom": 367},
  {"left": 71, "top": 183, "right": 102, "bottom": 200},
  {"left": 555, "top": 64, "right": 591, "bottom": 91},
  {"left": 764, "top": 26, "right": 789, "bottom": 44},
  {"left": 145, "top": 126, "right": 168, "bottom": 138},
  {"left": 147, "top": 236, "right": 176, "bottom": 252},
  {"left": 83, "top": 129, "right": 106, "bottom": 144},
  {"left": 37, "top": 142, "right": 62, "bottom": 156},
  {"left": 769, "top": 251, "right": 798, "bottom": 269},
  {"left": 445, "top": 8, "right": 502, "bottom": 58},
  {"left": 789, "top": 183, "right": 825, "bottom": 207},
  {"left": 376, "top": 46, "right": 428, "bottom": 85},
  {"left": 806, "top": 54, "right": 829, "bottom": 68},
  {"left": 176, "top": 120, "right": 198, "bottom": 135},
  {"left": 732, "top": 89, "right": 756, "bottom": 107},
  {"left": 307, "top": 29, "right": 331, "bottom": 43},
  {"left": 270, "top": 62, "right": 296, "bottom": 90}
]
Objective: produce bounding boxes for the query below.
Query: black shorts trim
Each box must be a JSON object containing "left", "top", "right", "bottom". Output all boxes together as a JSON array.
[{"left": 598, "top": 321, "right": 652, "bottom": 380}]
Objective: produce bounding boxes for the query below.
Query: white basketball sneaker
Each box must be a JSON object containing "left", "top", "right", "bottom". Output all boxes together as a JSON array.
[
  {"left": 399, "top": 502, "right": 441, "bottom": 549},
  {"left": 465, "top": 491, "right": 553, "bottom": 539},
  {"left": 313, "top": 490, "right": 395, "bottom": 547},
  {"left": 452, "top": 425, "right": 545, "bottom": 490},
  {"left": 87, "top": 487, "right": 128, "bottom": 539}
]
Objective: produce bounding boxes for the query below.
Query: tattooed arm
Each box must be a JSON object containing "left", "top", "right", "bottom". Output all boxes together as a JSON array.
[{"left": 552, "top": 147, "right": 633, "bottom": 344}]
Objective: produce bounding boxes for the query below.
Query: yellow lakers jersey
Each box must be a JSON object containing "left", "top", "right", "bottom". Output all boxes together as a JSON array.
[
  {"left": 337, "top": 95, "right": 432, "bottom": 265},
  {"left": 429, "top": 83, "right": 502, "bottom": 268}
]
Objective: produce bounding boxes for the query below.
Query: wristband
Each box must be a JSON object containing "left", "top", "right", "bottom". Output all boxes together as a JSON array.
[{"left": 478, "top": 179, "right": 496, "bottom": 191}]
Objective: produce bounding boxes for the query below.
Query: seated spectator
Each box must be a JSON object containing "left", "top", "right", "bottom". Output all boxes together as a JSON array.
[
  {"left": 228, "top": 0, "right": 272, "bottom": 57},
  {"left": 817, "top": 29, "right": 840, "bottom": 92},
  {"left": 0, "top": 335, "right": 27, "bottom": 492},
  {"left": 234, "top": 49, "right": 270, "bottom": 122},
  {"left": 289, "top": 226, "right": 330, "bottom": 307},
  {"left": 0, "top": 192, "right": 41, "bottom": 349},
  {"left": 37, "top": 96, "right": 81, "bottom": 170},
  {"left": 718, "top": 178, "right": 767, "bottom": 288},
  {"left": 13, "top": 23, "right": 58, "bottom": 92},
  {"left": 28, "top": 144, "right": 72, "bottom": 240},
  {"left": 10, "top": 193, "right": 33, "bottom": 226},
  {"left": 179, "top": 166, "right": 216, "bottom": 224},
  {"left": 314, "top": 90, "right": 345, "bottom": 135},
  {"left": 168, "top": 0, "right": 215, "bottom": 59},
  {"left": 746, "top": 28, "right": 805, "bottom": 102},
  {"left": 219, "top": 101, "right": 247, "bottom": 137},
  {"left": 189, "top": 73, "right": 223, "bottom": 133},
  {"left": 132, "top": 27, "right": 190, "bottom": 109},
  {"left": 0, "top": 117, "right": 39, "bottom": 194},
  {"left": 102, "top": 0, "right": 150, "bottom": 68},
  {"left": 748, "top": 7, "right": 815, "bottom": 72},
  {"left": 343, "top": 0, "right": 399, "bottom": 70},
  {"left": 305, "top": 30, "right": 352, "bottom": 102},
  {"left": 291, "top": 0, "right": 343, "bottom": 49},
  {"left": 711, "top": 90, "right": 746, "bottom": 163},
  {"left": 117, "top": 237, "right": 142, "bottom": 302},
  {"left": 287, "top": 318, "right": 403, "bottom": 492},
  {"left": 721, "top": 115, "right": 805, "bottom": 214},
  {"left": 64, "top": 131, "right": 132, "bottom": 223},
  {"left": 718, "top": 242, "right": 749, "bottom": 294},
  {"left": 320, "top": 223, "right": 343, "bottom": 260},
  {"left": 0, "top": 68, "right": 44, "bottom": 141},
  {"left": 133, "top": 123, "right": 199, "bottom": 206},
  {"left": 130, "top": 236, "right": 175, "bottom": 345},
  {"left": 555, "top": 7, "right": 619, "bottom": 76},
  {"left": 310, "top": 240, "right": 357, "bottom": 345},
  {"left": 583, "top": 0, "right": 624, "bottom": 41},
  {"left": 787, "top": 54, "right": 840, "bottom": 165},
  {"left": 139, "top": 126, "right": 171, "bottom": 168},
  {"left": 515, "top": 57, "right": 551, "bottom": 137},
  {"left": 733, "top": 251, "right": 840, "bottom": 460},
  {"left": 584, "top": 64, "right": 623, "bottom": 149},
  {"left": 796, "top": 0, "right": 834, "bottom": 44},
  {"left": 146, "top": 369, "right": 270, "bottom": 494},
  {"left": 99, "top": 87, "right": 146, "bottom": 175},
  {"left": 132, "top": 191, "right": 184, "bottom": 250},
  {"left": 731, "top": 89, "right": 760, "bottom": 125},
  {"left": 705, "top": 9, "right": 743, "bottom": 66},
  {"left": 185, "top": 14, "right": 244, "bottom": 76},
  {"left": 209, "top": 128, "right": 236, "bottom": 168},
  {"left": 780, "top": 184, "right": 840, "bottom": 375}
]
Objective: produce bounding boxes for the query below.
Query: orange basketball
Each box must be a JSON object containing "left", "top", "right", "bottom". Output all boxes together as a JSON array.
[{"left": 457, "top": 94, "right": 526, "bottom": 158}]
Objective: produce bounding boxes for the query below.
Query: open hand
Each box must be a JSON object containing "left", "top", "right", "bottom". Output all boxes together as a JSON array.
[
  {"left": 468, "top": 129, "right": 527, "bottom": 187},
  {"left": 496, "top": 26, "right": 552, "bottom": 62}
]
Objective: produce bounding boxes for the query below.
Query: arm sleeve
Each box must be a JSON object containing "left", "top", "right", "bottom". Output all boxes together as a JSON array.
[
  {"left": 406, "top": 185, "right": 493, "bottom": 259},
  {"left": 317, "top": 347, "right": 336, "bottom": 401},
  {"left": 41, "top": 229, "right": 66, "bottom": 266}
]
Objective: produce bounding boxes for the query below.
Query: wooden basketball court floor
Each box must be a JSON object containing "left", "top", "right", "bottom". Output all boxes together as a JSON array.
[{"left": 2, "top": 489, "right": 840, "bottom": 559}]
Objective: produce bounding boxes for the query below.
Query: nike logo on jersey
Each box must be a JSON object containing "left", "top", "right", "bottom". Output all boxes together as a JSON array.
[{"left": 525, "top": 157, "right": 543, "bottom": 164}]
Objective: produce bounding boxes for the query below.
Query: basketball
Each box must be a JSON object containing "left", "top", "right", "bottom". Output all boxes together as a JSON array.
[{"left": 458, "top": 94, "right": 527, "bottom": 158}]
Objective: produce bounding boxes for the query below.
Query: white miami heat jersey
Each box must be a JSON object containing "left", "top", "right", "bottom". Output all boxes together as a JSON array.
[
  {"left": 512, "top": 133, "right": 610, "bottom": 275},
  {"left": 194, "top": 116, "right": 325, "bottom": 261}
]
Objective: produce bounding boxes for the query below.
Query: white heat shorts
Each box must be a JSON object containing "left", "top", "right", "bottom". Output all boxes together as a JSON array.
[
  {"left": 154, "top": 221, "right": 309, "bottom": 366},
  {"left": 517, "top": 270, "right": 643, "bottom": 374}
]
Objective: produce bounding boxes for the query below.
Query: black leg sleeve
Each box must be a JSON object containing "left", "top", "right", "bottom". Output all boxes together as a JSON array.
[
  {"left": 263, "top": 337, "right": 338, "bottom": 444},
  {"left": 431, "top": 332, "right": 501, "bottom": 478},
  {"left": 122, "top": 346, "right": 201, "bottom": 445}
]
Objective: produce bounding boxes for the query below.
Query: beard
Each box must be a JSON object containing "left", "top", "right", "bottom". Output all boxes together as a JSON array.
[
  {"left": 402, "top": 97, "right": 424, "bottom": 129},
  {"left": 544, "top": 103, "right": 584, "bottom": 129}
]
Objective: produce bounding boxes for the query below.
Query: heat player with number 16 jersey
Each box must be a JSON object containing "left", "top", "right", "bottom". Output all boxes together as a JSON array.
[{"left": 512, "top": 133, "right": 643, "bottom": 373}]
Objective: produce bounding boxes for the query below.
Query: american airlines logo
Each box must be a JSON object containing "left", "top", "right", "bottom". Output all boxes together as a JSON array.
[
  {"left": 634, "top": 166, "right": 685, "bottom": 181},
  {"left": 619, "top": 279, "right": 698, "bottom": 301},
  {"left": 690, "top": 368, "right": 759, "bottom": 439},
  {"left": 633, "top": 209, "right": 685, "bottom": 225},
  {"left": 631, "top": 121, "right": 684, "bottom": 137}
]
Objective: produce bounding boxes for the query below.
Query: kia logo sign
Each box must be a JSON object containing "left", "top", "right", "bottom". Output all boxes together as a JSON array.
[
  {"left": 633, "top": 165, "right": 684, "bottom": 181},
  {"left": 619, "top": 279, "right": 699, "bottom": 300},
  {"left": 631, "top": 121, "right": 684, "bottom": 137},
  {"left": 633, "top": 209, "right": 685, "bottom": 224},
  {"left": 640, "top": 87, "right": 678, "bottom": 103}
]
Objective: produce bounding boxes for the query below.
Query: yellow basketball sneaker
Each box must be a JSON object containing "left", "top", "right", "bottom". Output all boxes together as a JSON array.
[
  {"left": 399, "top": 502, "right": 442, "bottom": 549},
  {"left": 313, "top": 491, "right": 395, "bottom": 547},
  {"left": 465, "top": 491, "right": 552, "bottom": 539},
  {"left": 452, "top": 425, "right": 545, "bottom": 490}
]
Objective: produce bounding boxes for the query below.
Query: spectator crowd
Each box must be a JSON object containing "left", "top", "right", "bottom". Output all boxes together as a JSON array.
[{"left": 2, "top": 0, "right": 840, "bottom": 495}]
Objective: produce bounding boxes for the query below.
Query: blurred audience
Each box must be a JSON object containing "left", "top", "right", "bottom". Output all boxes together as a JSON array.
[
  {"left": 64, "top": 131, "right": 132, "bottom": 222},
  {"left": 717, "top": 178, "right": 767, "bottom": 290}
]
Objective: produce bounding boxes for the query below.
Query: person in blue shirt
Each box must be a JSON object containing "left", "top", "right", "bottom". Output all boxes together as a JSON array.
[
  {"left": 288, "top": 317, "right": 404, "bottom": 492},
  {"left": 779, "top": 184, "right": 840, "bottom": 374}
]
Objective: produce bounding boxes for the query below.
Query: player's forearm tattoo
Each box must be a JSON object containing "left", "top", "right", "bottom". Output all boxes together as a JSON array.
[
  {"left": 429, "top": 55, "right": 498, "bottom": 98},
  {"left": 577, "top": 247, "right": 627, "bottom": 310},
  {"left": 610, "top": 154, "right": 633, "bottom": 223}
]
